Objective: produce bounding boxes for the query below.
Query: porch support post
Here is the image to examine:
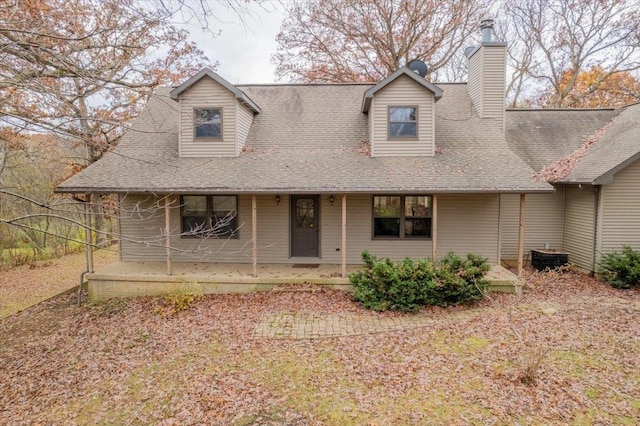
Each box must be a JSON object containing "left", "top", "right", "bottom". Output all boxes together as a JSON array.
[
  {"left": 517, "top": 194, "right": 526, "bottom": 276},
  {"left": 84, "top": 193, "right": 94, "bottom": 274},
  {"left": 252, "top": 195, "right": 257, "bottom": 277},
  {"left": 432, "top": 194, "right": 438, "bottom": 261},
  {"left": 164, "top": 195, "right": 172, "bottom": 276},
  {"left": 341, "top": 194, "right": 347, "bottom": 278}
]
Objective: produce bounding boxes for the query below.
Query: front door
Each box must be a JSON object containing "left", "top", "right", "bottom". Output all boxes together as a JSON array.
[{"left": 290, "top": 195, "right": 319, "bottom": 257}]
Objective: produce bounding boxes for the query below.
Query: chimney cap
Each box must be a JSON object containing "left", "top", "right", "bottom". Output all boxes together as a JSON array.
[
  {"left": 480, "top": 18, "right": 495, "bottom": 29},
  {"left": 480, "top": 18, "right": 495, "bottom": 43}
]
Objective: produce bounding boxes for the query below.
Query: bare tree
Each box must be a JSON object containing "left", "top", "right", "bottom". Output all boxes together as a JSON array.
[
  {"left": 0, "top": 190, "right": 249, "bottom": 261},
  {"left": 273, "top": 0, "right": 491, "bottom": 83},
  {"left": 0, "top": 0, "right": 257, "bottom": 250},
  {"left": 500, "top": 0, "right": 640, "bottom": 107},
  {"left": 0, "top": 0, "right": 211, "bottom": 163}
]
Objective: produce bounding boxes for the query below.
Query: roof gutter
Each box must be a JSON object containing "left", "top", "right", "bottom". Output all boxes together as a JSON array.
[{"left": 56, "top": 186, "right": 555, "bottom": 195}]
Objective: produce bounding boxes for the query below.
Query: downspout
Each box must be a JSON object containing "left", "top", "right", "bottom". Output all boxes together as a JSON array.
[
  {"left": 591, "top": 185, "right": 600, "bottom": 276},
  {"left": 73, "top": 194, "right": 94, "bottom": 305}
]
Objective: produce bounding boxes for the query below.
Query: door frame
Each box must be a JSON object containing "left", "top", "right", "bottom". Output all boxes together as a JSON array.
[{"left": 289, "top": 194, "right": 321, "bottom": 258}]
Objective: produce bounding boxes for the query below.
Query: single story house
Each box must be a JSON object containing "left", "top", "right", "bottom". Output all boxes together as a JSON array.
[{"left": 56, "top": 21, "right": 639, "bottom": 300}]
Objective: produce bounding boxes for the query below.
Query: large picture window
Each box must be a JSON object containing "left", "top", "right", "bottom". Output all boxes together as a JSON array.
[
  {"left": 194, "top": 108, "right": 222, "bottom": 139},
  {"left": 388, "top": 106, "right": 417, "bottom": 138},
  {"left": 181, "top": 195, "right": 238, "bottom": 238},
  {"left": 373, "top": 195, "right": 431, "bottom": 239}
]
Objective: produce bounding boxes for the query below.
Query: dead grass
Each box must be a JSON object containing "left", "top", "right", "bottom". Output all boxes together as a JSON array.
[{"left": 0, "top": 265, "right": 638, "bottom": 425}]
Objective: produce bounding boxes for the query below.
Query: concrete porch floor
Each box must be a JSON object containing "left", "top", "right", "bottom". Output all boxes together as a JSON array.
[{"left": 87, "top": 262, "right": 520, "bottom": 301}]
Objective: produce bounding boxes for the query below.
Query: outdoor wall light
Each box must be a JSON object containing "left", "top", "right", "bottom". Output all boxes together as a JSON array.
[
  {"left": 275, "top": 195, "right": 281, "bottom": 205},
  {"left": 329, "top": 195, "right": 335, "bottom": 205}
]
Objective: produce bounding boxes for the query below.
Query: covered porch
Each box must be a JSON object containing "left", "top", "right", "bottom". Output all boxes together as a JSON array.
[
  {"left": 86, "top": 261, "right": 520, "bottom": 301},
  {"left": 76, "top": 191, "right": 530, "bottom": 301}
]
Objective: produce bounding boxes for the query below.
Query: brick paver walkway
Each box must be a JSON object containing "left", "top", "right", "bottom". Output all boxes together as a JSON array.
[
  {"left": 251, "top": 309, "right": 481, "bottom": 339},
  {"left": 251, "top": 295, "right": 640, "bottom": 339}
]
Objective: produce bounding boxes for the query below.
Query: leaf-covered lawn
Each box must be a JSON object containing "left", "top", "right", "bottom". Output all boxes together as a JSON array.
[
  {"left": 0, "top": 268, "right": 638, "bottom": 425},
  {"left": 0, "top": 248, "right": 118, "bottom": 319}
]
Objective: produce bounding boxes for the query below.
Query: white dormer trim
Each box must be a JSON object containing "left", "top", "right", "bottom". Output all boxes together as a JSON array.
[
  {"left": 362, "top": 67, "right": 443, "bottom": 113},
  {"left": 170, "top": 67, "right": 261, "bottom": 114}
]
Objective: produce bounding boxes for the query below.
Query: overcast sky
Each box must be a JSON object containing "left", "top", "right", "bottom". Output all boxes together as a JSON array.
[{"left": 184, "top": 2, "right": 287, "bottom": 84}]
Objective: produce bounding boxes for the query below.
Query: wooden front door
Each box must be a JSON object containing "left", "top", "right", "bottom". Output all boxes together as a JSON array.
[{"left": 291, "top": 195, "right": 320, "bottom": 257}]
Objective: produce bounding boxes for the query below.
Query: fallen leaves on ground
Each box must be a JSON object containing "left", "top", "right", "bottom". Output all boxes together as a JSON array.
[
  {"left": 0, "top": 267, "right": 638, "bottom": 425},
  {"left": 0, "top": 248, "right": 118, "bottom": 319}
]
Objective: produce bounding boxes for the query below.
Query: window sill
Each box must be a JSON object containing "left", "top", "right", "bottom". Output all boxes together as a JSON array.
[
  {"left": 180, "top": 234, "right": 239, "bottom": 240},
  {"left": 386, "top": 137, "right": 419, "bottom": 141},
  {"left": 372, "top": 236, "right": 432, "bottom": 241}
]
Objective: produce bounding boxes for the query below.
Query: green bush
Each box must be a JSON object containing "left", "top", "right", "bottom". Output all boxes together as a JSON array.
[
  {"left": 598, "top": 246, "right": 640, "bottom": 289},
  {"left": 434, "top": 252, "right": 490, "bottom": 306},
  {"left": 349, "top": 251, "right": 490, "bottom": 312}
]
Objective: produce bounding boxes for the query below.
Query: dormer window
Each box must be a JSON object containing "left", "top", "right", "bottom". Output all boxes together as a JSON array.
[
  {"left": 194, "top": 108, "right": 222, "bottom": 139},
  {"left": 388, "top": 106, "right": 417, "bottom": 139}
]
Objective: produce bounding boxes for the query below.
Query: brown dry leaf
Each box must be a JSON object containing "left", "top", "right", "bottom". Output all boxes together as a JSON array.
[{"left": 0, "top": 262, "right": 638, "bottom": 424}]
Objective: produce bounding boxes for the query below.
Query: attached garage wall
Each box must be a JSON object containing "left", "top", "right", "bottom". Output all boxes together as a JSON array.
[
  {"left": 119, "top": 193, "right": 500, "bottom": 265},
  {"left": 598, "top": 159, "right": 640, "bottom": 260},
  {"left": 499, "top": 189, "right": 564, "bottom": 261},
  {"left": 562, "top": 185, "right": 596, "bottom": 272}
]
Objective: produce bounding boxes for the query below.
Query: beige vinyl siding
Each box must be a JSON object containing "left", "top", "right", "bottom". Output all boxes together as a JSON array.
[
  {"left": 118, "top": 193, "right": 293, "bottom": 263},
  {"left": 120, "top": 194, "right": 254, "bottom": 262},
  {"left": 467, "top": 45, "right": 506, "bottom": 132},
  {"left": 437, "top": 194, "right": 500, "bottom": 264},
  {"left": 499, "top": 189, "right": 564, "bottom": 260},
  {"left": 179, "top": 77, "right": 237, "bottom": 157},
  {"left": 481, "top": 46, "right": 506, "bottom": 133},
  {"left": 368, "top": 98, "right": 374, "bottom": 143},
  {"left": 467, "top": 49, "right": 483, "bottom": 115},
  {"left": 326, "top": 194, "right": 499, "bottom": 264},
  {"left": 119, "top": 194, "right": 167, "bottom": 261},
  {"left": 598, "top": 159, "right": 640, "bottom": 260},
  {"left": 321, "top": 194, "right": 433, "bottom": 264},
  {"left": 120, "top": 193, "right": 501, "bottom": 265},
  {"left": 236, "top": 103, "right": 254, "bottom": 154},
  {"left": 562, "top": 185, "right": 596, "bottom": 272},
  {"left": 370, "top": 75, "right": 434, "bottom": 157}
]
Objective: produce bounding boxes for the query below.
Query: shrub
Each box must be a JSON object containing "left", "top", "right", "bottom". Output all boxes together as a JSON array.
[
  {"left": 350, "top": 251, "right": 436, "bottom": 312},
  {"left": 598, "top": 246, "right": 640, "bottom": 289},
  {"left": 155, "top": 289, "right": 204, "bottom": 316},
  {"left": 350, "top": 251, "right": 490, "bottom": 312},
  {"left": 434, "top": 252, "right": 490, "bottom": 306}
]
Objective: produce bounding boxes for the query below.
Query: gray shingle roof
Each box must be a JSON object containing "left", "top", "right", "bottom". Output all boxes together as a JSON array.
[
  {"left": 57, "top": 83, "right": 552, "bottom": 194},
  {"left": 505, "top": 108, "right": 620, "bottom": 172},
  {"left": 562, "top": 103, "right": 640, "bottom": 184}
]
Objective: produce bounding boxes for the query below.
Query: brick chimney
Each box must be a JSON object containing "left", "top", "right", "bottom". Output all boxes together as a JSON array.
[{"left": 465, "top": 19, "right": 507, "bottom": 133}]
